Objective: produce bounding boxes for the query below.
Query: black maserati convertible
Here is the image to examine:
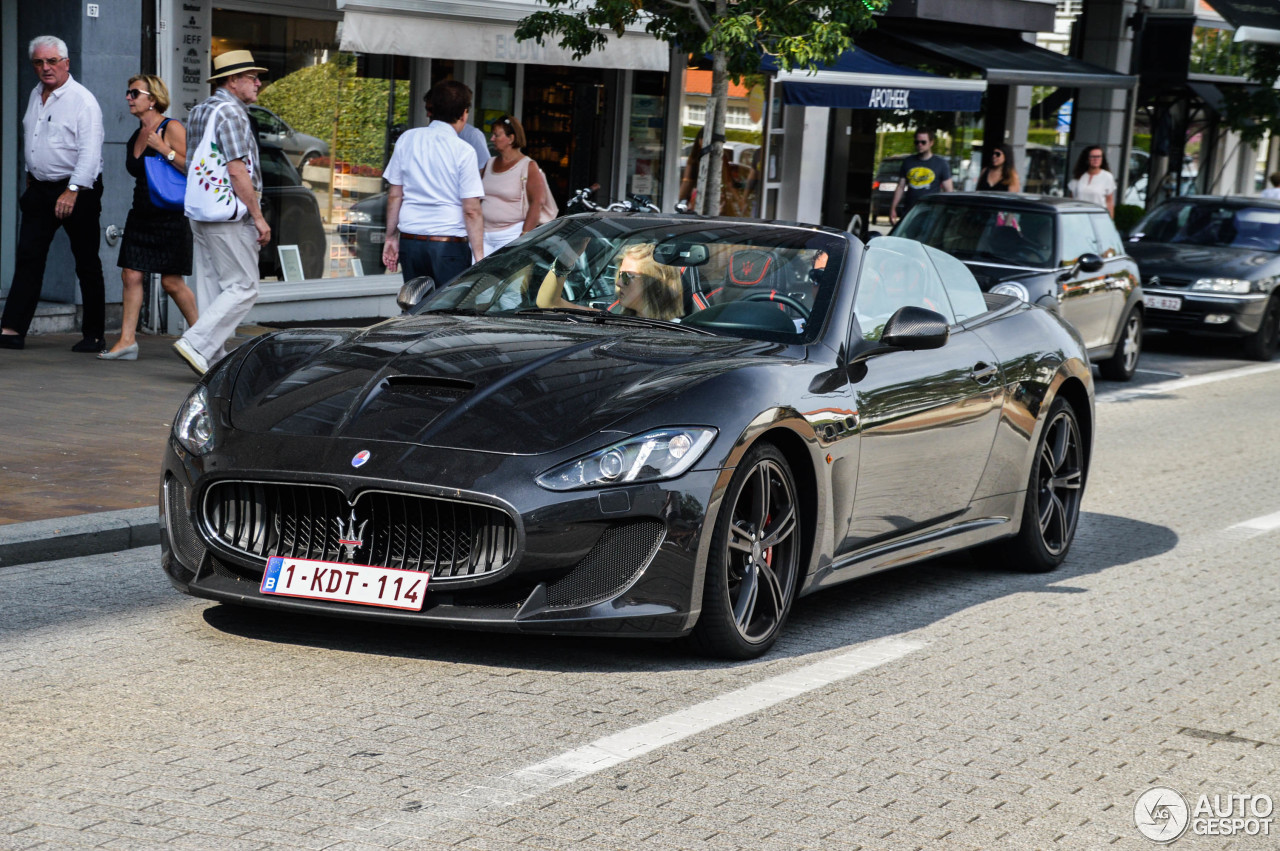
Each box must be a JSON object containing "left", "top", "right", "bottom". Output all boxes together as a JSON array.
[{"left": 160, "top": 216, "right": 1095, "bottom": 659}]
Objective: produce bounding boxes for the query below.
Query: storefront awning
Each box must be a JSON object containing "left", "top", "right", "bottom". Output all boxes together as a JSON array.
[
  {"left": 879, "top": 31, "right": 1138, "bottom": 89},
  {"left": 1204, "top": 0, "right": 1280, "bottom": 44},
  {"left": 764, "top": 49, "right": 986, "bottom": 111},
  {"left": 1187, "top": 80, "right": 1265, "bottom": 116},
  {"left": 338, "top": 1, "right": 670, "bottom": 71}
]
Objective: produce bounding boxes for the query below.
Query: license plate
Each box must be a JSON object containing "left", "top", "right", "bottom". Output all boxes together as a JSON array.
[
  {"left": 1144, "top": 294, "right": 1181, "bottom": 311},
  {"left": 370, "top": 232, "right": 385, "bottom": 244},
  {"left": 261, "top": 556, "right": 428, "bottom": 611}
]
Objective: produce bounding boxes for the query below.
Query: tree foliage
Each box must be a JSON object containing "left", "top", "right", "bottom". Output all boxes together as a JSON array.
[
  {"left": 515, "top": 0, "right": 887, "bottom": 212},
  {"left": 1219, "top": 44, "right": 1280, "bottom": 147},
  {"left": 257, "top": 54, "right": 411, "bottom": 170}
]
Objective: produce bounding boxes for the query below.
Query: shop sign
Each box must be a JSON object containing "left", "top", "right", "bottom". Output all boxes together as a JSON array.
[{"left": 866, "top": 88, "right": 910, "bottom": 109}]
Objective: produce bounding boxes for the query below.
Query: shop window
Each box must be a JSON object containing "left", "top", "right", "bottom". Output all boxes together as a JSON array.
[
  {"left": 626, "top": 72, "right": 668, "bottom": 206},
  {"left": 213, "top": 9, "right": 409, "bottom": 281}
]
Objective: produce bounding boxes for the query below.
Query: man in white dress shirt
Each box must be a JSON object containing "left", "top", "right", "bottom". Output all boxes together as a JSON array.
[
  {"left": 381, "top": 80, "right": 485, "bottom": 286},
  {"left": 1, "top": 35, "right": 105, "bottom": 352}
]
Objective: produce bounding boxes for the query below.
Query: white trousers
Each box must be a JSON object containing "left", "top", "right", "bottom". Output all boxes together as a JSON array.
[
  {"left": 483, "top": 221, "right": 523, "bottom": 257},
  {"left": 186, "top": 218, "right": 260, "bottom": 364}
]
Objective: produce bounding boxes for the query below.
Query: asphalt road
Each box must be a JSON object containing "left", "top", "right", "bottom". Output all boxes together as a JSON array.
[{"left": 2, "top": 345, "right": 1279, "bottom": 849}]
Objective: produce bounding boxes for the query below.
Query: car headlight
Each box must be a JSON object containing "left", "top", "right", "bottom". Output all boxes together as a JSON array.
[
  {"left": 173, "top": 385, "right": 215, "bottom": 455},
  {"left": 1191, "top": 277, "right": 1254, "bottom": 294},
  {"left": 536, "top": 428, "right": 717, "bottom": 491},
  {"left": 346, "top": 210, "right": 373, "bottom": 224},
  {"left": 991, "top": 281, "right": 1030, "bottom": 301}
]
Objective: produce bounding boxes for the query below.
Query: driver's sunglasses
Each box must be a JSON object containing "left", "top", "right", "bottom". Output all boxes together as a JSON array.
[{"left": 617, "top": 271, "right": 652, "bottom": 287}]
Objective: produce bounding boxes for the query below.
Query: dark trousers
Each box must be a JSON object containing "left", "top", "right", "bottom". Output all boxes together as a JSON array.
[
  {"left": 399, "top": 238, "right": 472, "bottom": 289},
  {"left": 1, "top": 175, "right": 105, "bottom": 338}
]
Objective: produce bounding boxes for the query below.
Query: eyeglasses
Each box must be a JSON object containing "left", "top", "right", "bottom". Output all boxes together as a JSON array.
[
  {"left": 125, "top": 89, "right": 151, "bottom": 99},
  {"left": 915, "top": 139, "right": 930, "bottom": 146},
  {"left": 1088, "top": 154, "right": 1103, "bottom": 159},
  {"left": 31, "top": 58, "right": 65, "bottom": 68},
  {"left": 617, "top": 271, "right": 652, "bottom": 287},
  {"left": 238, "top": 73, "right": 262, "bottom": 83},
  {"left": 991, "top": 151, "right": 1004, "bottom": 158}
]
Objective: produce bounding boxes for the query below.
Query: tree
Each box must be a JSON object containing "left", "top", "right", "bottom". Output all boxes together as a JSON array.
[
  {"left": 515, "top": 0, "right": 887, "bottom": 214},
  {"left": 1219, "top": 44, "right": 1280, "bottom": 148}
]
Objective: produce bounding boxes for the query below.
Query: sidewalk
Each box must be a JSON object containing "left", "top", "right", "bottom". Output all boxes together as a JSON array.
[{"left": 0, "top": 332, "right": 214, "bottom": 566}]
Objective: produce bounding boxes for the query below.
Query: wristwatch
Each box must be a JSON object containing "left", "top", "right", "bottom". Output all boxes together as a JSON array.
[
  {"left": 67, "top": 184, "right": 79, "bottom": 192},
  {"left": 166, "top": 150, "right": 176, "bottom": 162}
]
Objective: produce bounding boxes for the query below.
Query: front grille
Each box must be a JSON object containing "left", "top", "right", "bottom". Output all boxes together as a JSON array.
[
  {"left": 202, "top": 481, "right": 517, "bottom": 580},
  {"left": 546, "top": 521, "right": 664, "bottom": 608},
  {"left": 164, "top": 475, "right": 206, "bottom": 569}
]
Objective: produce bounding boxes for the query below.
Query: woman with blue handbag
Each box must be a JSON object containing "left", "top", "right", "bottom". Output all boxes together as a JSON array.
[{"left": 101, "top": 74, "right": 198, "bottom": 360}]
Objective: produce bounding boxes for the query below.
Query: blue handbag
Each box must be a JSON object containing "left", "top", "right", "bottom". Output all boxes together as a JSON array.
[{"left": 143, "top": 119, "right": 186, "bottom": 211}]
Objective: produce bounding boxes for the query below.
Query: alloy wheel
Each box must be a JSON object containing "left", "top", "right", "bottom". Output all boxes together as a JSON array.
[
  {"left": 1036, "top": 409, "right": 1083, "bottom": 556},
  {"left": 723, "top": 458, "right": 799, "bottom": 643}
]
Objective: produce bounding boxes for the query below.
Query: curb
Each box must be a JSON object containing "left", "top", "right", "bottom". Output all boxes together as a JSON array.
[{"left": 0, "top": 507, "right": 160, "bottom": 568}]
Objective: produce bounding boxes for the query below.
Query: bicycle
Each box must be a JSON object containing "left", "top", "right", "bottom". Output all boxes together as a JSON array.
[{"left": 564, "top": 184, "right": 663, "bottom": 214}]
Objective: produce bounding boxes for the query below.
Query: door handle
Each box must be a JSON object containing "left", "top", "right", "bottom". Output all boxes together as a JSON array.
[{"left": 970, "top": 362, "right": 998, "bottom": 385}]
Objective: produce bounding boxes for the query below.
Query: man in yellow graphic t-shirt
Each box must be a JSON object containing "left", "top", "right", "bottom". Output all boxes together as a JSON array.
[{"left": 889, "top": 129, "right": 953, "bottom": 225}]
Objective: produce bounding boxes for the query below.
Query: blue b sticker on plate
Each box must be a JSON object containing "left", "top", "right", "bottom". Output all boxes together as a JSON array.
[{"left": 262, "top": 556, "right": 284, "bottom": 592}]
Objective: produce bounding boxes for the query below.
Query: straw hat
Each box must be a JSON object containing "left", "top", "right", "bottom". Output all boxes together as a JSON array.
[{"left": 207, "top": 50, "right": 267, "bottom": 82}]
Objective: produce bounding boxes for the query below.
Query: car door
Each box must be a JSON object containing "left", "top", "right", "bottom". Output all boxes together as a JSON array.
[
  {"left": 1089, "top": 211, "right": 1136, "bottom": 332},
  {"left": 1057, "top": 212, "right": 1115, "bottom": 349},
  {"left": 839, "top": 239, "right": 1005, "bottom": 551}
]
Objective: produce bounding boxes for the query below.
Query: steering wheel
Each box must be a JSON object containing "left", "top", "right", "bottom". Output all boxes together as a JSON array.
[{"left": 741, "top": 291, "right": 810, "bottom": 319}]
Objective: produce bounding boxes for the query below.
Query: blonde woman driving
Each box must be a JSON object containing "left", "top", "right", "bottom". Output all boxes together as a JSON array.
[{"left": 537, "top": 242, "right": 682, "bottom": 320}]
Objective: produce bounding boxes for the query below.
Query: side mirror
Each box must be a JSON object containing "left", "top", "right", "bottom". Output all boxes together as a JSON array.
[
  {"left": 880, "top": 306, "right": 950, "bottom": 350},
  {"left": 397, "top": 276, "right": 436, "bottom": 312},
  {"left": 1078, "top": 252, "right": 1104, "bottom": 273}
]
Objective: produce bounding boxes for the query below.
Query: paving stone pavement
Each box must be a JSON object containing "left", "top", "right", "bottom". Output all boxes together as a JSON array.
[{"left": 1, "top": 371, "right": 1278, "bottom": 849}]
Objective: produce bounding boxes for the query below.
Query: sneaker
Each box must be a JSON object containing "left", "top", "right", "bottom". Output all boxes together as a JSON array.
[{"left": 172, "top": 337, "right": 209, "bottom": 376}]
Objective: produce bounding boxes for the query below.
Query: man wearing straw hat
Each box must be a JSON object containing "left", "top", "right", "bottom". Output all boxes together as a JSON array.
[{"left": 172, "top": 49, "right": 270, "bottom": 375}]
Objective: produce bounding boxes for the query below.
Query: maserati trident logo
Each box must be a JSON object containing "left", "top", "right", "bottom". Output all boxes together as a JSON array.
[{"left": 335, "top": 510, "right": 368, "bottom": 561}]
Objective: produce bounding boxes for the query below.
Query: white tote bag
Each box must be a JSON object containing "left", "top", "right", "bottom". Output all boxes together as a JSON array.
[{"left": 184, "top": 103, "right": 249, "bottom": 222}]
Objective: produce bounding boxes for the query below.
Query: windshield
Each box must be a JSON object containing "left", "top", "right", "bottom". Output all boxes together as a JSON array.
[
  {"left": 1130, "top": 202, "right": 1280, "bottom": 251},
  {"left": 413, "top": 217, "right": 847, "bottom": 343},
  {"left": 896, "top": 203, "right": 1056, "bottom": 267}
]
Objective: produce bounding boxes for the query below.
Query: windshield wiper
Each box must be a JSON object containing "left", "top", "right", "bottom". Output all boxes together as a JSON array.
[{"left": 515, "top": 307, "right": 716, "bottom": 335}]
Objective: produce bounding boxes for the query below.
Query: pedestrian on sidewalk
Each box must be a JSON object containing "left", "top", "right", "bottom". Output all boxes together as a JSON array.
[
  {"left": 889, "top": 129, "right": 953, "bottom": 225},
  {"left": 978, "top": 143, "right": 1021, "bottom": 193},
  {"left": 1069, "top": 145, "right": 1117, "bottom": 218},
  {"left": 381, "top": 80, "right": 485, "bottom": 286},
  {"left": 481, "top": 115, "right": 554, "bottom": 255},
  {"left": 1262, "top": 173, "right": 1280, "bottom": 200},
  {"left": 101, "top": 74, "right": 198, "bottom": 361},
  {"left": 0, "top": 35, "right": 106, "bottom": 353},
  {"left": 173, "top": 50, "right": 271, "bottom": 376}
]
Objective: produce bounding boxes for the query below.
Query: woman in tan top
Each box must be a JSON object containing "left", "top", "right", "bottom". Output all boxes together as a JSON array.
[{"left": 481, "top": 115, "right": 550, "bottom": 254}]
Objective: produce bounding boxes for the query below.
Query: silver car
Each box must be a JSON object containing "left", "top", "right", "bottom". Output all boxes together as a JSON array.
[{"left": 248, "top": 105, "right": 329, "bottom": 170}]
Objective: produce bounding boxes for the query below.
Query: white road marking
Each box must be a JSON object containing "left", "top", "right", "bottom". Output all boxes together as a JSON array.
[
  {"left": 1133, "top": 368, "right": 1183, "bottom": 378},
  {"left": 1098, "top": 362, "right": 1280, "bottom": 403},
  {"left": 1225, "top": 509, "right": 1280, "bottom": 539},
  {"left": 425, "top": 637, "right": 923, "bottom": 812}
]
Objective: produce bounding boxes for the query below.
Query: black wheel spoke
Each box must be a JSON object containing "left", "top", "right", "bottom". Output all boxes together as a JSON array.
[
  {"left": 728, "top": 521, "right": 754, "bottom": 554},
  {"left": 758, "top": 503, "right": 796, "bottom": 550},
  {"left": 757, "top": 559, "right": 785, "bottom": 615},
  {"left": 732, "top": 563, "right": 759, "bottom": 630}
]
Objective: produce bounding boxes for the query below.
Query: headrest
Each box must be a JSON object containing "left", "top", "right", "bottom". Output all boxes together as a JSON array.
[{"left": 728, "top": 249, "right": 777, "bottom": 287}]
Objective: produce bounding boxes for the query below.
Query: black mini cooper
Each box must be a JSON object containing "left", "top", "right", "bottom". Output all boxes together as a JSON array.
[{"left": 894, "top": 193, "right": 1145, "bottom": 380}]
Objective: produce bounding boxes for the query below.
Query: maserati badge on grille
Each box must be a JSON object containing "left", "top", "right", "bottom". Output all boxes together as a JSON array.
[
  {"left": 336, "top": 510, "right": 368, "bottom": 561},
  {"left": 352, "top": 450, "right": 371, "bottom": 468}
]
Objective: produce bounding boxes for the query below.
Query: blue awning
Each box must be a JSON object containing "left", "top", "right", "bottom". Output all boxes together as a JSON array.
[{"left": 763, "top": 49, "right": 986, "bottom": 111}]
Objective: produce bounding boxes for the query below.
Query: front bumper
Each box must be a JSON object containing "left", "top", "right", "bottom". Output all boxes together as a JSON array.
[
  {"left": 159, "top": 433, "right": 727, "bottom": 639},
  {"left": 1142, "top": 287, "right": 1269, "bottom": 337}
]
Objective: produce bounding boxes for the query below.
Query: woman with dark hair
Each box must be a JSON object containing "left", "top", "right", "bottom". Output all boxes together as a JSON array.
[
  {"left": 100, "top": 73, "right": 198, "bottom": 360},
  {"left": 978, "top": 144, "right": 1020, "bottom": 192},
  {"left": 1069, "top": 144, "right": 1116, "bottom": 217},
  {"left": 480, "top": 114, "right": 554, "bottom": 254}
]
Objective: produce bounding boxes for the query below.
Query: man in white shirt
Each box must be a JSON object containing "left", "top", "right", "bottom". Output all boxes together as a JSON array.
[
  {"left": 381, "top": 80, "right": 485, "bottom": 286},
  {"left": 1, "top": 35, "right": 106, "bottom": 352}
]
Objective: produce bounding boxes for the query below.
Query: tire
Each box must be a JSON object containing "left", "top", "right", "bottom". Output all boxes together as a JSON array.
[
  {"left": 688, "top": 443, "right": 802, "bottom": 659},
  {"left": 1098, "top": 307, "right": 1142, "bottom": 381},
  {"left": 987, "top": 397, "right": 1085, "bottom": 573},
  {"left": 1242, "top": 295, "right": 1280, "bottom": 361}
]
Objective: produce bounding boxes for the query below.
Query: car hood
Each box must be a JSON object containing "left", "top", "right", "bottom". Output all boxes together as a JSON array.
[
  {"left": 961, "top": 260, "right": 1050, "bottom": 288},
  {"left": 1127, "top": 242, "right": 1276, "bottom": 282},
  {"left": 225, "top": 316, "right": 779, "bottom": 454}
]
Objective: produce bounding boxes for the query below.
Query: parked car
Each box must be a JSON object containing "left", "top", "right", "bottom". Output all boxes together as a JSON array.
[
  {"left": 160, "top": 216, "right": 1095, "bottom": 659},
  {"left": 249, "top": 105, "right": 329, "bottom": 171},
  {"left": 1126, "top": 196, "right": 1280, "bottom": 360},
  {"left": 871, "top": 154, "right": 909, "bottom": 221},
  {"left": 339, "top": 190, "right": 389, "bottom": 274},
  {"left": 894, "top": 192, "right": 1144, "bottom": 380},
  {"left": 257, "top": 141, "right": 327, "bottom": 280}
]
